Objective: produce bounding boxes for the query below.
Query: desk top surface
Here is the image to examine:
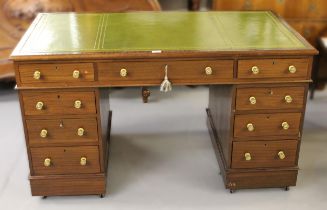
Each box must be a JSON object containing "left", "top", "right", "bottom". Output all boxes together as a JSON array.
[{"left": 11, "top": 11, "right": 316, "bottom": 60}]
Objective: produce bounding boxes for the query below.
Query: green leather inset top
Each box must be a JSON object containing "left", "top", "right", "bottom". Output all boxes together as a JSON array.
[{"left": 13, "top": 11, "right": 310, "bottom": 56}]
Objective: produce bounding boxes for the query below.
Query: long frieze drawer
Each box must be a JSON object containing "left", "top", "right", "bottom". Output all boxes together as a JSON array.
[
  {"left": 26, "top": 118, "right": 98, "bottom": 146},
  {"left": 237, "top": 58, "right": 310, "bottom": 79},
  {"left": 21, "top": 91, "right": 96, "bottom": 116},
  {"left": 231, "top": 140, "right": 298, "bottom": 169},
  {"left": 97, "top": 60, "right": 233, "bottom": 85},
  {"left": 18, "top": 63, "right": 95, "bottom": 84},
  {"left": 234, "top": 113, "right": 302, "bottom": 138},
  {"left": 30, "top": 146, "right": 100, "bottom": 175},
  {"left": 235, "top": 86, "right": 306, "bottom": 111}
]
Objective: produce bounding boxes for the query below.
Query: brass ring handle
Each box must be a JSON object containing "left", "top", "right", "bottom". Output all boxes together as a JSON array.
[
  {"left": 72, "top": 70, "right": 80, "bottom": 79},
  {"left": 249, "top": 96, "right": 256, "bottom": 105},
  {"left": 288, "top": 65, "right": 297, "bottom": 74},
  {"left": 251, "top": 66, "right": 259, "bottom": 74},
  {"left": 44, "top": 158, "right": 51, "bottom": 167},
  {"left": 205, "top": 66, "right": 212, "bottom": 75},
  {"left": 74, "top": 100, "right": 82, "bottom": 109},
  {"left": 244, "top": 152, "right": 251, "bottom": 161},
  {"left": 120, "top": 68, "right": 127, "bottom": 77},
  {"left": 80, "top": 157, "right": 87, "bottom": 166},
  {"left": 278, "top": 151, "right": 286, "bottom": 160},
  {"left": 282, "top": 121, "right": 290, "bottom": 130},
  {"left": 40, "top": 129, "right": 48, "bottom": 138},
  {"left": 247, "top": 123, "right": 255, "bottom": 132},
  {"left": 77, "top": 128, "right": 85, "bottom": 136},
  {"left": 284, "top": 95, "right": 293, "bottom": 103},
  {"left": 33, "top": 70, "right": 41, "bottom": 80},
  {"left": 35, "top": 101, "right": 44, "bottom": 110}
]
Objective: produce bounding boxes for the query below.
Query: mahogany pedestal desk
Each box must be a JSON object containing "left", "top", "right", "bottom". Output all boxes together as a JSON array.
[{"left": 10, "top": 11, "right": 317, "bottom": 197}]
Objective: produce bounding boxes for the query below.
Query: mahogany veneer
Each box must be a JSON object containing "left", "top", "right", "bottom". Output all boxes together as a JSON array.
[{"left": 11, "top": 12, "right": 317, "bottom": 196}]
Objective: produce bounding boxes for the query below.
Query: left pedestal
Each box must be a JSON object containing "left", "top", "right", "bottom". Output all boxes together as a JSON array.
[{"left": 18, "top": 88, "right": 111, "bottom": 197}]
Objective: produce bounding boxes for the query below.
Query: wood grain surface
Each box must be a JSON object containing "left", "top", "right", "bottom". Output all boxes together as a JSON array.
[
  {"left": 234, "top": 113, "right": 302, "bottom": 138},
  {"left": 30, "top": 146, "right": 100, "bottom": 175}
]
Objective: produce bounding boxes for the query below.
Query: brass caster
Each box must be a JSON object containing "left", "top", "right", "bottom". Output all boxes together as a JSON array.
[
  {"left": 230, "top": 189, "right": 235, "bottom": 194},
  {"left": 100, "top": 194, "right": 104, "bottom": 198},
  {"left": 42, "top": 196, "right": 47, "bottom": 199},
  {"left": 284, "top": 186, "right": 289, "bottom": 191},
  {"left": 142, "top": 87, "right": 150, "bottom": 103}
]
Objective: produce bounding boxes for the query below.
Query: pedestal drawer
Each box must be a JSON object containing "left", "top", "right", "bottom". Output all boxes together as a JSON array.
[
  {"left": 237, "top": 58, "right": 310, "bottom": 79},
  {"left": 26, "top": 118, "right": 98, "bottom": 146},
  {"left": 231, "top": 140, "right": 298, "bottom": 169},
  {"left": 98, "top": 60, "right": 233, "bottom": 85},
  {"left": 235, "top": 86, "right": 306, "bottom": 111},
  {"left": 21, "top": 91, "right": 96, "bottom": 116},
  {"left": 234, "top": 113, "right": 302, "bottom": 138},
  {"left": 18, "top": 63, "right": 94, "bottom": 84},
  {"left": 30, "top": 146, "right": 100, "bottom": 175}
]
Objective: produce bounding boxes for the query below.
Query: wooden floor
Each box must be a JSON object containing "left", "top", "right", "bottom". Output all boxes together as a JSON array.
[{"left": 0, "top": 85, "right": 326, "bottom": 209}]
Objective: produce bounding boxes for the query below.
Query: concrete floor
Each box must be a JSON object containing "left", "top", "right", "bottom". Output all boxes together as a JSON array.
[{"left": 0, "top": 86, "right": 326, "bottom": 210}]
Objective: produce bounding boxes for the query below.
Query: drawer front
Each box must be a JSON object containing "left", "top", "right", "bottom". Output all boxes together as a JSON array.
[
  {"left": 22, "top": 91, "right": 96, "bottom": 115},
  {"left": 235, "top": 86, "right": 306, "bottom": 111},
  {"left": 98, "top": 60, "right": 233, "bottom": 85},
  {"left": 234, "top": 113, "right": 302, "bottom": 138},
  {"left": 237, "top": 58, "right": 309, "bottom": 79},
  {"left": 232, "top": 140, "right": 298, "bottom": 169},
  {"left": 19, "top": 63, "right": 95, "bottom": 84},
  {"left": 30, "top": 146, "right": 100, "bottom": 175},
  {"left": 26, "top": 118, "right": 98, "bottom": 146}
]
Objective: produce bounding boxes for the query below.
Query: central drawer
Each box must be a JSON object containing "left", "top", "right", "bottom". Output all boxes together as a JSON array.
[
  {"left": 21, "top": 91, "right": 97, "bottom": 116},
  {"left": 97, "top": 60, "right": 233, "bottom": 85},
  {"left": 234, "top": 113, "right": 302, "bottom": 138},
  {"left": 26, "top": 118, "right": 99, "bottom": 146},
  {"left": 30, "top": 146, "right": 100, "bottom": 175},
  {"left": 231, "top": 140, "right": 298, "bottom": 169}
]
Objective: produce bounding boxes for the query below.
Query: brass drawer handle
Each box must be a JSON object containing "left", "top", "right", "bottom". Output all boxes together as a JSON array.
[
  {"left": 40, "top": 129, "right": 48, "bottom": 138},
  {"left": 44, "top": 158, "right": 51, "bottom": 167},
  {"left": 72, "top": 70, "right": 80, "bottom": 79},
  {"left": 288, "top": 65, "right": 296, "bottom": 74},
  {"left": 120, "top": 68, "right": 127, "bottom": 77},
  {"left": 278, "top": 151, "right": 286, "bottom": 160},
  {"left": 33, "top": 70, "right": 41, "bottom": 80},
  {"left": 251, "top": 66, "right": 259, "bottom": 74},
  {"left": 249, "top": 96, "right": 256, "bottom": 104},
  {"left": 77, "top": 128, "right": 85, "bottom": 136},
  {"left": 205, "top": 66, "right": 212, "bottom": 75},
  {"left": 284, "top": 95, "right": 293, "bottom": 103},
  {"left": 247, "top": 123, "right": 255, "bottom": 132},
  {"left": 80, "top": 157, "right": 87, "bottom": 166},
  {"left": 74, "top": 100, "right": 82, "bottom": 109},
  {"left": 282, "top": 121, "right": 289, "bottom": 130},
  {"left": 35, "top": 101, "right": 44, "bottom": 110},
  {"left": 244, "top": 152, "right": 251, "bottom": 161}
]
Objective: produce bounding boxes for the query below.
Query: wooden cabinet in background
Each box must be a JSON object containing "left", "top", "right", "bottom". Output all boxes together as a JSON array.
[{"left": 212, "top": 0, "right": 327, "bottom": 45}]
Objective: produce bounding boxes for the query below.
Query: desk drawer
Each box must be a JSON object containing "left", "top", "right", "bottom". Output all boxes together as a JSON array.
[
  {"left": 231, "top": 140, "right": 298, "bottom": 169},
  {"left": 237, "top": 58, "right": 310, "bottom": 79},
  {"left": 19, "top": 63, "right": 95, "bottom": 84},
  {"left": 98, "top": 60, "right": 233, "bottom": 85},
  {"left": 22, "top": 91, "right": 96, "bottom": 116},
  {"left": 30, "top": 146, "right": 100, "bottom": 175},
  {"left": 234, "top": 113, "right": 302, "bottom": 138},
  {"left": 26, "top": 118, "right": 98, "bottom": 146},
  {"left": 235, "top": 86, "right": 306, "bottom": 111}
]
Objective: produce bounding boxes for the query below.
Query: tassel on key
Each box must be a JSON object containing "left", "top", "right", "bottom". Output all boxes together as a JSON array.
[{"left": 160, "top": 65, "right": 172, "bottom": 92}]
